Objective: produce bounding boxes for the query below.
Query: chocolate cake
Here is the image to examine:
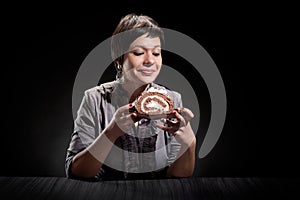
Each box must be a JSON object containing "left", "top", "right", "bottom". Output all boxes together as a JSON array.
[{"left": 133, "top": 87, "right": 174, "bottom": 118}]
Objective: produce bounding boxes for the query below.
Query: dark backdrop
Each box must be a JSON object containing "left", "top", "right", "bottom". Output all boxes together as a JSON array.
[{"left": 3, "top": 2, "right": 298, "bottom": 178}]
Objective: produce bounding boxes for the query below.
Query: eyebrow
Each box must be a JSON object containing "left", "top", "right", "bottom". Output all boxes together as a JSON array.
[{"left": 131, "top": 45, "right": 161, "bottom": 50}]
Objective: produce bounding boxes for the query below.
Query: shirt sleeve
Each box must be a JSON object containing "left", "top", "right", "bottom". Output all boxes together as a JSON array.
[
  {"left": 65, "top": 89, "right": 99, "bottom": 179},
  {"left": 167, "top": 91, "right": 183, "bottom": 165}
]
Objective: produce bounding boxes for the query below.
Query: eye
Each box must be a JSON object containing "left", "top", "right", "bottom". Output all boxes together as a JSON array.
[
  {"left": 153, "top": 48, "right": 161, "bottom": 57},
  {"left": 133, "top": 52, "right": 144, "bottom": 56}
]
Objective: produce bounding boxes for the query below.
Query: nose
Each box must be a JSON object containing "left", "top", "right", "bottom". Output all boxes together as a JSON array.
[{"left": 143, "top": 52, "right": 154, "bottom": 67}]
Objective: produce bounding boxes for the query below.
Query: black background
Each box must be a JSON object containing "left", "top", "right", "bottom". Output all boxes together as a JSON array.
[{"left": 3, "top": 2, "right": 298, "bottom": 178}]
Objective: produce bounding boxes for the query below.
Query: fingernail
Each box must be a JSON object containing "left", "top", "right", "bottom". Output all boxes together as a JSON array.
[
  {"left": 129, "top": 103, "right": 132, "bottom": 107},
  {"left": 173, "top": 111, "right": 177, "bottom": 114}
]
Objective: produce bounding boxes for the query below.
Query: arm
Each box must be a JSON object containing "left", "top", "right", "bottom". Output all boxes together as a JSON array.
[
  {"left": 71, "top": 123, "right": 122, "bottom": 178},
  {"left": 166, "top": 123, "right": 196, "bottom": 177},
  {"left": 71, "top": 103, "right": 137, "bottom": 178},
  {"left": 157, "top": 108, "right": 196, "bottom": 178}
]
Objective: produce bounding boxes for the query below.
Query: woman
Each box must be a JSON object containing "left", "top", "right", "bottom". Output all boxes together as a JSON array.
[{"left": 65, "top": 13, "right": 196, "bottom": 181}]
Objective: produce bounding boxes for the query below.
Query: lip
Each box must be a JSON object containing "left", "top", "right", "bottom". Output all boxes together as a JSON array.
[{"left": 138, "top": 69, "right": 156, "bottom": 75}]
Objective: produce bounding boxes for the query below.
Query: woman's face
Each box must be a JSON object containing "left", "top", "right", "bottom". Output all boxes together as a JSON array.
[{"left": 122, "top": 34, "right": 162, "bottom": 86}]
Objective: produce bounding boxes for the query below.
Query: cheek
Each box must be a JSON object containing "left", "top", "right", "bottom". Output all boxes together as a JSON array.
[
  {"left": 127, "top": 55, "right": 143, "bottom": 67},
  {"left": 123, "top": 58, "right": 135, "bottom": 72},
  {"left": 156, "top": 57, "right": 162, "bottom": 66},
  {"left": 122, "top": 59, "right": 139, "bottom": 78},
  {"left": 156, "top": 59, "right": 162, "bottom": 70}
]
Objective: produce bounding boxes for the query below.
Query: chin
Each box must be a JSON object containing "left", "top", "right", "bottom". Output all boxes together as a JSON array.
[
  {"left": 139, "top": 77, "right": 156, "bottom": 84},
  {"left": 138, "top": 74, "right": 158, "bottom": 84}
]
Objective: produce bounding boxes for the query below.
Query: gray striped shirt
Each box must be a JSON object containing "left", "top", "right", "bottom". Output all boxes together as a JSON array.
[{"left": 65, "top": 81, "right": 182, "bottom": 180}]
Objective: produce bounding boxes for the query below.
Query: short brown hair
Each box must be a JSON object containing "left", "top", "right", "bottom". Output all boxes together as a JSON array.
[{"left": 111, "top": 13, "right": 164, "bottom": 67}]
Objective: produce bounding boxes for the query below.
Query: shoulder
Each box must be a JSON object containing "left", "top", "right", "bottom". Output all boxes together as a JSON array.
[
  {"left": 84, "top": 80, "right": 118, "bottom": 96},
  {"left": 81, "top": 81, "right": 118, "bottom": 106}
]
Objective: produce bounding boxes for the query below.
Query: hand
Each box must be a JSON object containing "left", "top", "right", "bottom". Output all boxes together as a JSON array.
[
  {"left": 156, "top": 107, "right": 196, "bottom": 146},
  {"left": 106, "top": 104, "right": 140, "bottom": 137}
]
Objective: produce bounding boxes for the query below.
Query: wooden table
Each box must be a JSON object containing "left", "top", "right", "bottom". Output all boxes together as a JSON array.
[{"left": 0, "top": 177, "right": 298, "bottom": 199}]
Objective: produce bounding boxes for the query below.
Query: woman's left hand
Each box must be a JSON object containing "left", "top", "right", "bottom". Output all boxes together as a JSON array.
[{"left": 156, "top": 107, "right": 196, "bottom": 146}]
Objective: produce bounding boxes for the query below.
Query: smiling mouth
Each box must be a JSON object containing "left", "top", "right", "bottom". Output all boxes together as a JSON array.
[{"left": 138, "top": 70, "right": 156, "bottom": 75}]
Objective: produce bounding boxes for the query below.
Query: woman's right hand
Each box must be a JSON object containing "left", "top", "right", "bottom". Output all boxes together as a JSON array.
[{"left": 106, "top": 104, "right": 138, "bottom": 138}]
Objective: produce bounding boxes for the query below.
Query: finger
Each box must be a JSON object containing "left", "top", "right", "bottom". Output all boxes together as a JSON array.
[
  {"left": 173, "top": 110, "right": 186, "bottom": 126},
  {"left": 130, "top": 112, "right": 141, "bottom": 122},
  {"left": 174, "top": 107, "right": 182, "bottom": 114},
  {"left": 120, "top": 113, "right": 135, "bottom": 121},
  {"left": 181, "top": 107, "right": 194, "bottom": 121},
  {"left": 156, "top": 123, "right": 173, "bottom": 132},
  {"left": 161, "top": 118, "right": 179, "bottom": 127},
  {"left": 116, "top": 103, "right": 133, "bottom": 117},
  {"left": 122, "top": 103, "right": 133, "bottom": 112}
]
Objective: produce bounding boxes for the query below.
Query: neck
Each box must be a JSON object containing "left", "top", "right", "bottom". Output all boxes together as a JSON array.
[{"left": 122, "top": 81, "right": 150, "bottom": 103}]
